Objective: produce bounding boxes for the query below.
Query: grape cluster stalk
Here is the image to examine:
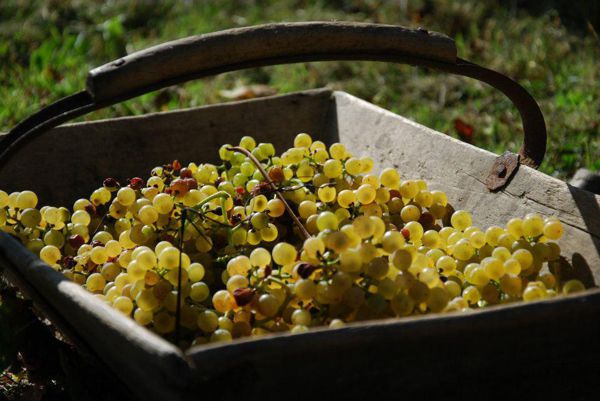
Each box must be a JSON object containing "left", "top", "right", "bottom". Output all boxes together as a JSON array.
[{"left": 0, "top": 134, "right": 586, "bottom": 348}]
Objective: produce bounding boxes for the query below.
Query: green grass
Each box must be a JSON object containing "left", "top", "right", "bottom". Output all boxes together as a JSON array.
[{"left": 1, "top": 0, "right": 599, "bottom": 178}]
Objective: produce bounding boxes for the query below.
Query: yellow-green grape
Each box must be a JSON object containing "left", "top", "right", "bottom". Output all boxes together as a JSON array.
[
  {"left": 134, "top": 309, "right": 153, "bottom": 326},
  {"left": 404, "top": 221, "right": 424, "bottom": 242},
  {"left": 538, "top": 272, "right": 556, "bottom": 289},
  {"left": 136, "top": 249, "right": 157, "bottom": 270},
  {"left": 152, "top": 193, "right": 174, "bottom": 214},
  {"left": 522, "top": 213, "right": 544, "bottom": 237},
  {"left": 469, "top": 231, "right": 486, "bottom": 249},
  {"left": 512, "top": 249, "right": 533, "bottom": 270},
  {"left": 350, "top": 215, "right": 373, "bottom": 239},
  {"left": 453, "top": 239, "right": 474, "bottom": 261},
  {"left": 379, "top": 168, "right": 400, "bottom": 189},
  {"left": 86, "top": 273, "right": 106, "bottom": 292},
  {"left": 481, "top": 257, "right": 504, "bottom": 280},
  {"left": 316, "top": 211, "right": 338, "bottom": 231},
  {"left": 436, "top": 256, "right": 456, "bottom": 274},
  {"left": 259, "top": 223, "right": 278, "bottom": 242},
  {"left": 190, "top": 282, "right": 210, "bottom": 302},
  {"left": 158, "top": 247, "right": 181, "bottom": 270},
  {"left": 212, "top": 290, "right": 237, "bottom": 313},
  {"left": 523, "top": 283, "right": 546, "bottom": 301},
  {"left": 113, "top": 296, "right": 134, "bottom": 315},
  {"left": 506, "top": 218, "right": 523, "bottom": 238},
  {"left": 329, "top": 143, "right": 347, "bottom": 160},
  {"left": 362, "top": 174, "right": 379, "bottom": 188},
  {"left": 391, "top": 249, "right": 413, "bottom": 270},
  {"left": 360, "top": 156, "right": 374, "bottom": 173},
  {"left": 400, "top": 205, "right": 421, "bottom": 222},
  {"left": 391, "top": 292, "right": 415, "bottom": 316},
  {"left": 463, "top": 286, "right": 481, "bottom": 305},
  {"left": 345, "top": 158, "right": 363, "bottom": 176},
  {"left": 427, "top": 287, "right": 450, "bottom": 312},
  {"left": 0, "top": 190, "right": 9, "bottom": 208},
  {"left": 71, "top": 210, "right": 91, "bottom": 226},
  {"left": 294, "top": 133, "right": 312, "bottom": 148},
  {"left": 136, "top": 289, "right": 159, "bottom": 311},
  {"left": 464, "top": 264, "right": 489, "bottom": 286},
  {"left": 226, "top": 275, "right": 249, "bottom": 293},
  {"left": 16, "top": 191, "right": 38, "bottom": 209},
  {"left": 127, "top": 261, "right": 146, "bottom": 281},
  {"left": 414, "top": 191, "right": 433, "bottom": 208},
  {"left": 355, "top": 184, "right": 376, "bottom": 205},
  {"left": 154, "top": 312, "right": 175, "bottom": 334},
  {"left": 257, "top": 294, "right": 280, "bottom": 317},
  {"left": 500, "top": 274, "right": 522, "bottom": 296},
  {"left": 399, "top": 180, "right": 419, "bottom": 200},
  {"left": 408, "top": 281, "right": 430, "bottom": 303},
  {"left": 323, "top": 159, "right": 343, "bottom": 179},
  {"left": 93, "top": 231, "right": 113, "bottom": 245},
  {"left": 444, "top": 280, "right": 462, "bottom": 298},
  {"left": 188, "top": 263, "right": 205, "bottom": 282},
  {"left": 451, "top": 210, "right": 472, "bottom": 231},
  {"left": 239, "top": 136, "right": 256, "bottom": 150},
  {"left": 247, "top": 247, "right": 270, "bottom": 268},
  {"left": 543, "top": 219, "right": 564, "bottom": 240},
  {"left": 294, "top": 279, "right": 317, "bottom": 301},
  {"left": 337, "top": 189, "right": 356, "bottom": 208},
  {"left": 317, "top": 186, "right": 336, "bottom": 203},
  {"left": 90, "top": 247, "right": 109, "bottom": 265},
  {"left": 491, "top": 247, "right": 511, "bottom": 262},
  {"left": 197, "top": 310, "right": 219, "bottom": 332},
  {"left": 272, "top": 242, "right": 297, "bottom": 266},
  {"left": 431, "top": 190, "right": 448, "bottom": 206},
  {"left": 303, "top": 237, "right": 325, "bottom": 258},
  {"left": 485, "top": 226, "right": 504, "bottom": 246},
  {"left": 20, "top": 208, "right": 41, "bottom": 228},
  {"left": 226, "top": 255, "right": 251, "bottom": 276},
  {"left": 382, "top": 231, "right": 405, "bottom": 253},
  {"left": 290, "top": 309, "right": 312, "bottom": 326},
  {"left": 40, "top": 245, "right": 61, "bottom": 265},
  {"left": 298, "top": 201, "right": 317, "bottom": 219},
  {"left": 210, "top": 329, "right": 233, "bottom": 342},
  {"left": 562, "top": 279, "right": 585, "bottom": 295},
  {"left": 503, "top": 258, "right": 522, "bottom": 275},
  {"left": 117, "top": 187, "right": 136, "bottom": 206},
  {"left": 101, "top": 262, "right": 121, "bottom": 282},
  {"left": 266, "top": 198, "right": 285, "bottom": 218},
  {"left": 43, "top": 230, "right": 64, "bottom": 248},
  {"left": 138, "top": 205, "right": 159, "bottom": 225},
  {"left": 105, "top": 240, "right": 122, "bottom": 258}
]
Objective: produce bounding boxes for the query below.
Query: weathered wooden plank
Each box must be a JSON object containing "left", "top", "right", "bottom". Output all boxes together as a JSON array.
[
  {"left": 0, "top": 89, "right": 333, "bottom": 206},
  {"left": 331, "top": 91, "right": 600, "bottom": 283}
]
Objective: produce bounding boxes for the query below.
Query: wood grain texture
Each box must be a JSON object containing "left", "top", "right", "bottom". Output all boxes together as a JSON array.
[
  {"left": 88, "top": 22, "right": 455, "bottom": 102},
  {"left": 331, "top": 91, "right": 600, "bottom": 283},
  {"left": 0, "top": 89, "right": 333, "bottom": 206}
]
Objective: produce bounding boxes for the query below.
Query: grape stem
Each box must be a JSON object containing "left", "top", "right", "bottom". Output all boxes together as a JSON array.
[{"left": 226, "top": 146, "right": 310, "bottom": 240}]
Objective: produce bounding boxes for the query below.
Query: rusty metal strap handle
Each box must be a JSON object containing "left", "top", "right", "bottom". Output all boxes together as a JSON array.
[{"left": 0, "top": 22, "right": 546, "bottom": 189}]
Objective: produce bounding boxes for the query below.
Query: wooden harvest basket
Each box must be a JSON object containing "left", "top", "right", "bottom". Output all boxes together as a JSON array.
[{"left": 1, "top": 23, "right": 599, "bottom": 400}]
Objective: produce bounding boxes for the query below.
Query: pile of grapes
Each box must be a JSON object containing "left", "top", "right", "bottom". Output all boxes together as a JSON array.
[{"left": 0, "top": 134, "right": 586, "bottom": 348}]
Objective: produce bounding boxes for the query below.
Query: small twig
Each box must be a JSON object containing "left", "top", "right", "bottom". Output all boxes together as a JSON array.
[{"left": 227, "top": 146, "right": 310, "bottom": 240}]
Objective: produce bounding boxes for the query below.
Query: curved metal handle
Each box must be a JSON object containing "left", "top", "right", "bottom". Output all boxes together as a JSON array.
[{"left": 0, "top": 22, "right": 546, "bottom": 188}]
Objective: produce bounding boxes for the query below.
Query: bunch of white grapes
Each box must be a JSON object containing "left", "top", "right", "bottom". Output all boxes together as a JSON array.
[{"left": 0, "top": 133, "right": 585, "bottom": 348}]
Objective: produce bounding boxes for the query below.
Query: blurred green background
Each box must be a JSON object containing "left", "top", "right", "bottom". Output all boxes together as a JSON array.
[{"left": 0, "top": 0, "right": 598, "bottom": 178}]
